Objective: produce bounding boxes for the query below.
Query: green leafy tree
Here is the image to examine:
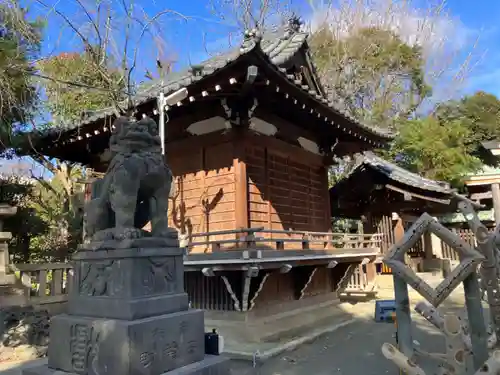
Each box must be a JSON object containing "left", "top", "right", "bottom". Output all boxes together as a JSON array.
[
  {"left": 38, "top": 49, "right": 125, "bottom": 124},
  {"left": 30, "top": 50, "right": 110, "bottom": 257},
  {"left": 0, "top": 1, "right": 43, "bottom": 146},
  {"left": 28, "top": 168, "right": 85, "bottom": 262},
  {"left": 387, "top": 117, "right": 482, "bottom": 187},
  {"left": 310, "top": 26, "right": 431, "bottom": 127},
  {"left": 0, "top": 175, "right": 49, "bottom": 263},
  {"left": 436, "top": 92, "right": 500, "bottom": 163}
]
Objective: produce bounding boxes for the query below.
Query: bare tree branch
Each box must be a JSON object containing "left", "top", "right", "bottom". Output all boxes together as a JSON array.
[{"left": 305, "top": 0, "right": 484, "bottom": 126}]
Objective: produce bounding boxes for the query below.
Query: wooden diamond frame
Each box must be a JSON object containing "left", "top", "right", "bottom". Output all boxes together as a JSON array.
[{"left": 384, "top": 213, "right": 484, "bottom": 307}]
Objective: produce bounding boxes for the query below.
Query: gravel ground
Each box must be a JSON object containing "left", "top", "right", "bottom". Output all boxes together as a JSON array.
[
  {"left": 0, "top": 302, "right": 480, "bottom": 375},
  {"left": 228, "top": 305, "right": 473, "bottom": 375}
]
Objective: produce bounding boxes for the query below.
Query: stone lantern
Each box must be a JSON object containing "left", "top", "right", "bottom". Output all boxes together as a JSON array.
[
  {"left": 0, "top": 203, "right": 27, "bottom": 307},
  {"left": 0, "top": 203, "right": 17, "bottom": 278}
]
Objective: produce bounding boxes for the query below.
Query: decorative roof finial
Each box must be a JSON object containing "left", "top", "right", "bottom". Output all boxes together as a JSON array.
[
  {"left": 243, "top": 27, "right": 263, "bottom": 43},
  {"left": 286, "top": 13, "right": 303, "bottom": 33}
]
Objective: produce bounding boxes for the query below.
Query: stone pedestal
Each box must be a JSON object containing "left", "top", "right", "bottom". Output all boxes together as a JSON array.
[{"left": 23, "top": 237, "right": 230, "bottom": 375}]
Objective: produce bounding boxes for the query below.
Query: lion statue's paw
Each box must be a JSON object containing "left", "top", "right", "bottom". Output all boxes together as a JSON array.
[{"left": 113, "top": 227, "right": 145, "bottom": 240}]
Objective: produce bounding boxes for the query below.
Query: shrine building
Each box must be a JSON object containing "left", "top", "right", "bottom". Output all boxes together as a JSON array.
[{"left": 27, "top": 20, "right": 396, "bottom": 346}]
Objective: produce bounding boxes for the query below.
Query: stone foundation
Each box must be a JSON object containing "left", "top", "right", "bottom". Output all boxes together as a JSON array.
[
  {"left": 205, "top": 293, "right": 346, "bottom": 344},
  {"left": 23, "top": 243, "right": 230, "bottom": 375}
]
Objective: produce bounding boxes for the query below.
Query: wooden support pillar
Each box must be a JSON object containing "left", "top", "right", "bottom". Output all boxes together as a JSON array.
[
  {"left": 362, "top": 213, "right": 377, "bottom": 282},
  {"left": 365, "top": 262, "right": 376, "bottom": 286},
  {"left": 423, "top": 231, "right": 433, "bottom": 260},
  {"left": 234, "top": 145, "right": 249, "bottom": 230},
  {"left": 492, "top": 183, "right": 500, "bottom": 225},
  {"left": 384, "top": 213, "right": 408, "bottom": 274},
  {"left": 393, "top": 215, "right": 405, "bottom": 243}
]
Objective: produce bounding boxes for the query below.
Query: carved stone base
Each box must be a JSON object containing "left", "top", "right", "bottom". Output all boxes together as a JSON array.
[
  {"left": 46, "top": 310, "right": 205, "bottom": 375},
  {"left": 22, "top": 242, "right": 232, "bottom": 375},
  {"left": 24, "top": 355, "right": 231, "bottom": 375},
  {"left": 68, "top": 247, "right": 187, "bottom": 320}
]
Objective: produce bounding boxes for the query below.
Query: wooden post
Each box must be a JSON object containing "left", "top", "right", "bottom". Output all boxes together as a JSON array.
[
  {"left": 463, "top": 272, "right": 489, "bottom": 370},
  {"left": 365, "top": 263, "right": 376, "bottom": 286},
  {"left": 234, "top": 148, "right": 249, "bottom": 230},
  {"left": 423, "top": 232, "right": 433, "bottom": 260},
  {"left": 362, "top": 213, "right": 377, "bottom": 283},
  {"left": 492, "top": 183, "right": 500, "bottom": 225},
  {"left": 393, "top": 215, "right": 405, "bottom": 243},
  {"left": 383, "top": 213, "right": 406, "bottom": 274},
  {"left": 393, "top": 275, "right": 413, "bottom": 360},
  {"left": 323, "top": 165, "right": 332, "bottom": 231}
]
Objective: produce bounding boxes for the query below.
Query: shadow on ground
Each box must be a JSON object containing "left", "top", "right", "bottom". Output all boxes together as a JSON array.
[{"left": 227, "top": 298, "right": 475, "bottom": 375}]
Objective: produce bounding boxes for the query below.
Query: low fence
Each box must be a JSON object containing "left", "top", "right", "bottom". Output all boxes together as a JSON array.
[
  {"left": 344, "top": 264, "right": 376, "bottom": 293},
  {"left": 9, "top": 261, "right": 376, "bottom": 309},
  {"left": 186, "top": 227, "right": 383, "bottom": 253},
  {"left": 4, "top": 229, "right": 383, "bottom": 307},
  {"left": 9, "top": 262, "right": 73, "bottom": 305},
  {"left": 441, "top": 227, "right": 495, "bottom": 261}
]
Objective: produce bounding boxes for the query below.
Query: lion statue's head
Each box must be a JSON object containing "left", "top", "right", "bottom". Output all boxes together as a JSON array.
[{"left": 109, "top": 116, "right": 161, "bottom": 154}]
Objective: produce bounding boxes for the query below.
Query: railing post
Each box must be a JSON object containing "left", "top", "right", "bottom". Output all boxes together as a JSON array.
[
  {"left": 301, "top": 234, "right": 309, "bottom": 250},
  {"left": 245, "top": 233, "right": 256, "bottom": 248},
  {"left": 39, "top": 270, "right": 47, "bottom": 297},
  {"left": 67, "top": 268, "right": 74, "bottom": 294},
  {"left": 276, "top": 240, "right": 284, "bottom": 250}
]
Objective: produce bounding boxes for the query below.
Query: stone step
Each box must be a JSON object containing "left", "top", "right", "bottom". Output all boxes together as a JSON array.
[{"left": 207, "top": 299, "right": 354, "bottom": 346}]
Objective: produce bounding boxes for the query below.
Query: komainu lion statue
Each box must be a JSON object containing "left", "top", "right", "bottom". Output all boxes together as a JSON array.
[{"left": 84, "top": 116, "right": 174, "bottom": 243}]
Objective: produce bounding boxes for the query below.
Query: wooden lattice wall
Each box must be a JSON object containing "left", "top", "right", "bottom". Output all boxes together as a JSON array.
[
  {"left": 245, "top": 142, "right": 330, "bottom": 233},
  {"left": 167, "top": 141, "right": 236, "bottom": 243}
]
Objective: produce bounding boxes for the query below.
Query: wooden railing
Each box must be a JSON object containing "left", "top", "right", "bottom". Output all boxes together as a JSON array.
[
  {"left": 4, "top": 229, "right": 382, "bottom": 307},
  {"left": 9, "top": 262, "right": 73, "bottom": 305},
  {"left": 441, "top": 227, "right": 495, "bottom": 261},
  {"left": 186, "top": 227, "right": 383, "bottom": 253}
]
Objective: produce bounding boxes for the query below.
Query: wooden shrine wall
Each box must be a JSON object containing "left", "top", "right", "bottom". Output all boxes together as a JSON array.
[
  {"left": 166, "top": 140, "right": 236, "bottom": 243},
  {"left": 245, "top": 139, "right": 330, "bottom": 233}
]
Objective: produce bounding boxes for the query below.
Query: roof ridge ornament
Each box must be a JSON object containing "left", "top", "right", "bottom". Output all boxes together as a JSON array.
[
  {"left": 240, "top": 27, "right": 263, "bottom": 54},
  {"left": 189, "top": 64, "right": 204, "bottom": 77},
  {"left": 243, "top": 28, "right": 263, "bottom": 43},
  {"left": 286, "top": 14, "right": 303, "bottom": 34}
]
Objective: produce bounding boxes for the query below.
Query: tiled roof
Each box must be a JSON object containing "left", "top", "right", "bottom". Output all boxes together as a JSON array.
[
  {"left": 41, "top": 27, "right": 308, "bottom": 132},
  {"left": 37, "top": 23, "right": 395, "bottom": 141},
  {"left": 352, "top": 151, "right": 453, "bottom": 193}
]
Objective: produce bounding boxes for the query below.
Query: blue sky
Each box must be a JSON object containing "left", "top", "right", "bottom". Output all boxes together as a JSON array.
[
  {"left": 30, "top": 0, "right": 500, "bottom": 98},
  {"left": 442, "top": 0, "right": 500, "bottom": 97},
  {"left": 32, "top": 0, "right": 313, "bottom": 84}
]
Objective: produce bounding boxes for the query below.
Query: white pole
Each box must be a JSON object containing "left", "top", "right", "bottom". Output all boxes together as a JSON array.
[
  {"left": 157, "top": 88, "right": 188, "bottom": 157},
  {"left": 158, "top": 92, "right": 165, "bottom": 156}
]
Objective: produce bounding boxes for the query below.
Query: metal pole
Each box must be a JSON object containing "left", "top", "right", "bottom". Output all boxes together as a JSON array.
[
  {"left": 463, "top": 272, "right": 488, "bottom": 372},
  {"left": 158, "top": 93, "right": 165, "bottom": 156}
]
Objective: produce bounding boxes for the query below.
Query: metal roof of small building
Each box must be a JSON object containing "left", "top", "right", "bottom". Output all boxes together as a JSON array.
[
  {"left": 352, "top": 151, "right": 453, "bottom": 193},
  {"left": 329, "top": 151, "right": 480, "bottom": 217}
]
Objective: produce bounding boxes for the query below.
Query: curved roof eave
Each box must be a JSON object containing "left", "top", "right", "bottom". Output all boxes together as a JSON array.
[{"left": 31, "top": 25, "right": 396, "bottom": 145}]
